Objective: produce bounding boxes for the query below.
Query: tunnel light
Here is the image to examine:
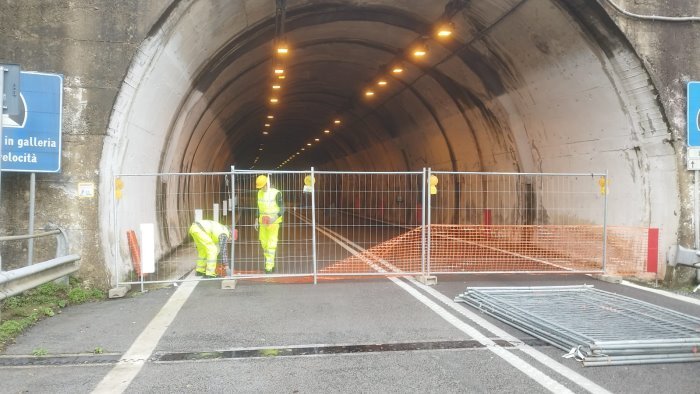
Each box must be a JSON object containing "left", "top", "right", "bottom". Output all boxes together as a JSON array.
[
  {"left": 391, "top": 66, "right": 404, "bottom": 74},
  {"left": 267, "top": 115, "right": 274, "bottom": 119},
  {"left": 274, "top": 66, "right": 285, "bottom": 74},
  {"left": 436, "top": 23, "right": 454, "bottom": 38},
  {"left": 259, "top": 148, "right": 263, "bottom": 151},
  {"left": 301, "top": 148, "right": 305, "bottom": 151},
  {"left": 365, "top": 90, "right": 375, "bottom": 97},
  {"left": 307, "top": 143, "right": 312, "bottom": 146},
  {"left": 272, "top": 84, "right": 281, "bottom": 90},
  {"left": 270, "top": 98, "right": 279, "bottom": 104},
  {"left": 324, "top": 129, "right": 330, "bottom": 134},
  {"left": 315, "top": 138, "right": 320, "bottom": 142},
  {"left": 264, "top": 123, "right": 271, "bottom": 127},
  {"left": 263, "top": 131, "right": 269, "bottom": 135},
  {"left": 334, "top": 119, "right": 341, "bottom": 124},
  {"left": 277, "top": 75, "right": 286, "bottom": 80},
  {"left": 412, "top": 46, "right": 427, "bottom": 58},
  {"left": 276, "top": 43, "right": 289, "bottom": 55},
  {"left": 377, "top": 79, "right": 388, "bottom": 87}
]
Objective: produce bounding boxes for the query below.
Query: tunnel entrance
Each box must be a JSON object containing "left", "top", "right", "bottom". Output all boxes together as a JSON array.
[
  {"left": 101, "top": 0, "right": 675, "bottom": 286},
  {"left": 111, "top": 168, "right": 659, "bottom": 287}
]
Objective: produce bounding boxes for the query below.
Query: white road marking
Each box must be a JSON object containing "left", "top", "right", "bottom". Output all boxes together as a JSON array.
[
  {"left": 315, "top": 225, "right": 590, "bottom": 394},
  {"left": 410, "top": 279, "right": 611, "bottom": 394},
  {"left": 91, "top": 276, "right": 199, "bottom": 394},
  {"left": 620, "top": 280, "right": 700, "bottom": 306}
]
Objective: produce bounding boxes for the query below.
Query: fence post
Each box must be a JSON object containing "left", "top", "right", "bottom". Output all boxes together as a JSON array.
[
  {"left": 230, "top": 166, "right": 236, "bottom": 276},
  {"left": 426, "top": 168, "right": 432, "bottom": 277},
  {"left": 602, "top": 170, "right": 609, "bottom": 273},
  {"left": 311, "top": 167, "right": 318, "bottom": 284},
  {"left": 421, "top": 168, "right": 427, "bottom": 275},
  {"left": 113, "top": 175, "right": 120, "bottom": 287}
]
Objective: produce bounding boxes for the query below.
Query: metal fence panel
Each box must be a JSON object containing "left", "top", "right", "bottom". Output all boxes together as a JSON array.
[
  {"left": 114, "top": 172, "right": 233, "bottom": 285},
  {"left": 230, "top": 170, "right": 315, "bottom": 279},
  {"left": 427, "top": 171, "right": 608, "bottom": 274},
  {"left": 311, "top": 170, "right": 425, "bottom": 276},
  {"left": 112, "top": 169, "right": 663, "bottom": 285}
]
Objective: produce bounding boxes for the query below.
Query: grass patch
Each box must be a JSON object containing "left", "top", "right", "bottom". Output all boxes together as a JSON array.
[{"left": 0, "top": 277, "right": 105, "bottom": 351}]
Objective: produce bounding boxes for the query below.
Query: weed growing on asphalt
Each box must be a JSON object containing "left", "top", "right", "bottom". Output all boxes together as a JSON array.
[
  {"left": 32, "top": 347, "right": 48, "bottom": 356},
  {"left": 0, "top": 277, "right": 105, "bottom": 351}
]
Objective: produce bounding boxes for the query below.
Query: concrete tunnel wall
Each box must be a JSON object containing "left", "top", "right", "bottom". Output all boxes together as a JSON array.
[
  {"left": 0, "top": 1, "right": 696, "bottom": 286},
  {"left": 100, "top": 0, "right": 677, "bottom": 281}
]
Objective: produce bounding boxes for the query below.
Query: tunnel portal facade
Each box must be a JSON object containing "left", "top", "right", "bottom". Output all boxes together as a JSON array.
[{"left": 0, "top": 0, "right": 697, "bottom": 287}]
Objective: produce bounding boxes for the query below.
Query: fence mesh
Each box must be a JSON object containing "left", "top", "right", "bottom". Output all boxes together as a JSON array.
[
  {"left": 427, "top": 172, "right": 607, "bottom": 274},
  {"left": 113, "top": 169, "right": 657, "bottom": 285},
  {"left": 114, "top": 172, "right": 233, "bottom": 284}
]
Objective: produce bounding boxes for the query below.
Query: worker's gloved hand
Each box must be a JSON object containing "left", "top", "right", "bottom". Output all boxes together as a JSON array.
[{"left": 254, "top": 219, "right": 259, "bottom": 231}]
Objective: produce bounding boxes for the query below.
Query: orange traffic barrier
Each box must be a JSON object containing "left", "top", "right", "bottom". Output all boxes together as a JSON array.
[{"left": 126, "top": 230, "right": 142, "bottom": 277}]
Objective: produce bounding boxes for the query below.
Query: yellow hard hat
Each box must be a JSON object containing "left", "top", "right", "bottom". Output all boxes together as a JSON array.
[
  {"left": 304, "top": 175, "right": 315, "bottom": 186},
  {"left": 255, "top": 175, "right": 268, "bottom": 189}
]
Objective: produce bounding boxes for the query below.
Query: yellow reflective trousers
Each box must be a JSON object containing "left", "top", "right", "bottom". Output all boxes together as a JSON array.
[
  {"left": 259, "top": 223, "right": 280, "bottom": 272},
  {"left": 189, "top": 221, "right": 229, "bottom": 277}
]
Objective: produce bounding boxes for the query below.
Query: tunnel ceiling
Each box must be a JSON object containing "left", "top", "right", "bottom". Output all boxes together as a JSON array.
[
  {"left": 185, "top": 1, "right": 466, "bottom": 171},
  {"left": 131, "top": 0, "right": 670, "bottom": 177},
  {"left": 169, "top": 0, "right": 509, "bottom": 171}
]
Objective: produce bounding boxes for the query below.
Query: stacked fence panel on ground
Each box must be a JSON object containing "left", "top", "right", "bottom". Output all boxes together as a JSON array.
[{"left": 455, "top": 286, "right": 700, "bottom": 366}]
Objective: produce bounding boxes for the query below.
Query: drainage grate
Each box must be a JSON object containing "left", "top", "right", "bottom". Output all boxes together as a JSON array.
[{"left": 455, "top": 285, "right": 700, "bottom": 366}]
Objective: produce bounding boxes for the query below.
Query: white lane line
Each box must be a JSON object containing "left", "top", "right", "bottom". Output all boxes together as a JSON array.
[
  {"left": 314, "top": 226, "right": 574, "bottom": 394},
  {"left": 409, "top": 279, "right": 611, "bottom": 394},
  {"left": 619, "top": 280, "right": 700, "bottom": 306},
  {"left": 317, "top": 224, "right": 611, "bottom": 394},
  {"left": 92, "top": 277, "right": 199, "bottom": 394}
]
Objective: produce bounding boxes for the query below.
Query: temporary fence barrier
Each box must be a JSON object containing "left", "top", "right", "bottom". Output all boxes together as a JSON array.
[
  {"left": 113, "top": 172, "right": 234, "bottom": 286},
  {"left": 112, "top": 168, "right": 657, "bottom": 286},
  {"left": 426, "top": 171, "right": 609, "bottom": 275}
]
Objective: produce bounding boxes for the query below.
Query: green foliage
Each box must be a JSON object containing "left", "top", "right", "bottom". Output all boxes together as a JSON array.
[
  {"left": 41, "top": 307, "right": 55, "bottom": 317},
  {"left": 32, "top": 348, "right": 48, "bottom": 356},
  {"left": 93, "top": 346, "right": 103, "bottom": 354},
  {"left": 0, "top": 277, "right": 106, "bottom": 351}
]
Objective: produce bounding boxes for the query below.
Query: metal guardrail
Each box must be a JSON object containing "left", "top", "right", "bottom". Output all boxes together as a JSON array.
[
  {"left": 0, "top": 255, "right": 80, "bottom": 301},
  {"left": 0, "top": 227, "right": 79, "bottom": 301}
]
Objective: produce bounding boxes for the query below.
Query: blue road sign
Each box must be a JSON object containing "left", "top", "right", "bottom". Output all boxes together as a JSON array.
[
  {"left": 688, "top": 82, "right": 700, "bottom": 147},
  {"left": 1, "top": 72, "right": 63, "bottom": 172}
]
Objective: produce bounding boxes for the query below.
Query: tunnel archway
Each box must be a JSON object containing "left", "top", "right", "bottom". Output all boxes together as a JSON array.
[{"left": 100, "top": 0, "right": 677, "bottom": 280}]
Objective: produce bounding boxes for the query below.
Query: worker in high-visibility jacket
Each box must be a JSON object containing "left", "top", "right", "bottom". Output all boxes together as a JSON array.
[
  {"left": 255, "top": 175, "right": 284, "bottom": 273},
  {"left": 188, "top": 219, "right": 231, "bottom": 278}
]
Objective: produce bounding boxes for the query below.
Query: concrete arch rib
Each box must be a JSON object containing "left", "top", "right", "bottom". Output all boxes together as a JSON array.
[{"left": 98, "top": 0, "right": 678, "bottom": 282}]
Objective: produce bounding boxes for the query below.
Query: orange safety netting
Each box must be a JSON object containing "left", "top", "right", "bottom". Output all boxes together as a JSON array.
[{"left": 322, "top": 225, "right": 657, "bottom": 277}]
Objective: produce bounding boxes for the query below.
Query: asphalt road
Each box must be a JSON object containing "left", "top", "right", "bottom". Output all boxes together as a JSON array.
[{"left": 1, "top": 213, "right": 699, "bottom": 393}]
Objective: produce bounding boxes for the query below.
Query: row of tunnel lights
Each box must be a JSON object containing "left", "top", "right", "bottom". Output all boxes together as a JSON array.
[
  {"left": 252, "top": 39, "right": 291, "bottom": 167},
  {"left": 254, "top": 22, "right": 456, "bottom": 169},
  {"left": 363, "top": 24, "right": 454, "bottom": 99}
]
